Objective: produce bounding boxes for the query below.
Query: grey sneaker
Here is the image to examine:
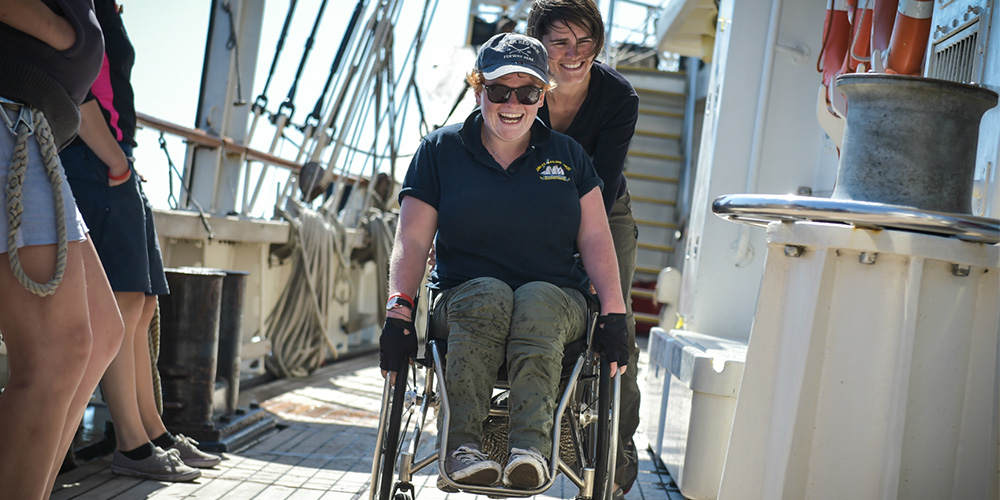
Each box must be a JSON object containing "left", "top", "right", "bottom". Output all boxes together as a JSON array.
[
  {"left": 436, "top": 444, "right": 502, "bottom": 491},
  {"left": 111, "top": 446, "right": 201, "bottom": 482},
  {"left": 168, "top": 434, "right": 221, "bottom": 468},
  {"left": 502, "top": 447, "right": 549, "bottom": 489}
]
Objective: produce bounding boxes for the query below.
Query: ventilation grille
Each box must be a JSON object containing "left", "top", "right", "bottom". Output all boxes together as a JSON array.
[{"left": 929, "top": 22, "right": 982, "bottom": 83}]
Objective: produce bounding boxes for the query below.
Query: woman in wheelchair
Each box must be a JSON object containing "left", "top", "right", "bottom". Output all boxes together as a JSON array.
[{"left": 378, "top": 32, "right": 630, "bottom": 493}]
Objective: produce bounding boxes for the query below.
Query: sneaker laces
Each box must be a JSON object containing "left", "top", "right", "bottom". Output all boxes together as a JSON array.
[
  {"left": 452, "top": 445, "right": 489, "bottom": 465},
  {"left": 175, "top": 434, "right": 200, "bottom": 446},
  {"left": 162, "top": 447, "right": 185, "bottom": 465}
]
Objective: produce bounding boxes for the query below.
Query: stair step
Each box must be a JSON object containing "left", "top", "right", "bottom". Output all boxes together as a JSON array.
[
  {"left": 625, "top": 171, "right": 679, "bottom": 184},
  {"left": 638, "top": 108, "right": 684, "bottom": 119},
  {"left": 617, "top": 66, "right": 687, "bottom": 95},
  {"left": 632, "top": 86, "right": 685, "bottom": 100},
  {"left": 635, "top": 265, "right": 664, "bottom": 276},
  {"left": 634, "top": 129, "right": 681, "bottom": 140},
  {"left": 630, "top": 287, "right": 655, "bottom": 299},
  {"left": 631, "top": 195, "right": 676, "bottom": 206},
  {"left": 635, "top": 218, "right": 678, "bottom": 229},
  {"left": 628, "top": 150, "right": 683, "bottom": 162},
  {"left": 638, "top": 241, "right": 675, "bottom": 252},
  {"left": 635, "top": 311, "right": 660, "bottom": 325}
]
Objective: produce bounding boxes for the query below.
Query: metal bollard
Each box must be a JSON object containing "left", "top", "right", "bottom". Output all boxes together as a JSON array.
[
  {"left": 217, "top": 270, "right": 248, "bottom": 415},
  {"left": 157, "top": 267, "right": 225, "bottom": 429}
]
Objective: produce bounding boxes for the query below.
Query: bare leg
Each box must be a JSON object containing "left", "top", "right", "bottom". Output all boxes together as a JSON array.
[
  {"left": 135, "top": 295, "right": 168, "bottom": 439},
  {"left": 0, "top": 239, "right": 121, "bottom": 500},
  {"left": 99, "top": 291, "right": 152, "bottom": 451},
  {"left": 45, "top": 237, "right": 124, "bottom": 492}
]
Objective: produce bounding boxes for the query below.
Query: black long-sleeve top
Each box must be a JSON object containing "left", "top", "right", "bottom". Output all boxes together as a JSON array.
[{"left": 537, "top": 61, "right": 639, "bottom": 214}]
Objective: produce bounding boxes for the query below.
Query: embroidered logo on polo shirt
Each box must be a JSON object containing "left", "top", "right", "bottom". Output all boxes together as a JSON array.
[{"left": 536, "top": 160, "right": 570, "bottom": 181}]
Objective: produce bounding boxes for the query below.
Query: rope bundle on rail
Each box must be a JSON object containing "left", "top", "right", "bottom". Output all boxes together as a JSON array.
[{"left": 264, "top": 199, "right": 352, "bottom": 378}]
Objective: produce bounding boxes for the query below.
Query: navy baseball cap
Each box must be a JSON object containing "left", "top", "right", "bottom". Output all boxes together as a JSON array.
[{"left": 476, "top": 32, "right": 550, "bottom": 85}]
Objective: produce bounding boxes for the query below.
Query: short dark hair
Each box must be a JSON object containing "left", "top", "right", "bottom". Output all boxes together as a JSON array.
[{"left": 526, "top": 0, "right": 605, "bottom": 61}]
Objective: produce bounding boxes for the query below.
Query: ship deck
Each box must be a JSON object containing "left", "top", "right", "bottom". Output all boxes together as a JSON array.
[{"left": 52, "top": 340, "right": 681, "bottom": 500}]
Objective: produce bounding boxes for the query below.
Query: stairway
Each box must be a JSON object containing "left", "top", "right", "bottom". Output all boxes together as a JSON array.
[{"left": 617, "top": 66, "right": 689, "bottom": 333}]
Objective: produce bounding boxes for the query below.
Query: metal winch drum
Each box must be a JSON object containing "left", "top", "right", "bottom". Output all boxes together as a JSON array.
[{"left": 832, "top": 73, "right": 998, "bottom": 214}]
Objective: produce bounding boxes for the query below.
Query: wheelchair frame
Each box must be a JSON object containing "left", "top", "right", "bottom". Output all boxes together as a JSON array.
[{"left": 370, "top": 305, "right": 621, "bottom": 500}]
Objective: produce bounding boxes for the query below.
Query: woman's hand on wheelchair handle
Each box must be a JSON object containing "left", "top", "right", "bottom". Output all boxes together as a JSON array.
[
  {"left": 379, "top": 315, "right": 417, "bottom": 382},
  {"left": 595, "top": 313, "right": 629, "bottom": 375}
]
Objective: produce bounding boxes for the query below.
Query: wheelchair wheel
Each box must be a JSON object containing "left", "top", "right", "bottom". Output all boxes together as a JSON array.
[
  {"left": 592, "top": 357, "right": 615, "bottom": 500},
  {"left": 371, "top": 360, "right": 409, "bottom": 500},
  {"left": 580, "top": 356, "right": 615, "bottom": 500}
]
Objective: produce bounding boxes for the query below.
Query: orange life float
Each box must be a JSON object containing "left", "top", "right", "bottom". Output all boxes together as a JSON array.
[{"left": 884, "top": 0, "right": 933, "bottom": 75}]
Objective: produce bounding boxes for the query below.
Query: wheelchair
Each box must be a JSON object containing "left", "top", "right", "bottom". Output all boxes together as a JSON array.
[{"left": 370, "top": 292, "right": 621, "bottom": 500}]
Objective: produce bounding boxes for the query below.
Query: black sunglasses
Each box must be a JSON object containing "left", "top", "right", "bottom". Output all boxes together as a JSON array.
[{"left": 483, "top": 84, "right": 544, "bottom": 105}]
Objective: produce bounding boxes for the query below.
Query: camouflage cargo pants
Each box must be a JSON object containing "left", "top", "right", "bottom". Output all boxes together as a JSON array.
[{"left": 431, "top": 277, "right": 587, "bottom": 457}]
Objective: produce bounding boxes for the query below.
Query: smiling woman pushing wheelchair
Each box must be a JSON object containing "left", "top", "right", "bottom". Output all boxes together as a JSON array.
[{"left": 378, "top": 32, "right": 629, "bottom": 494}]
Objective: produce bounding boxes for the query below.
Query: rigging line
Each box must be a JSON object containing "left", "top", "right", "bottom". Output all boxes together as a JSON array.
[
  {"left": 384, "top": 0, "right": 438, "bottom": 136},
  {"left": 304, "top": 2, "right": 381, "bottom": 163},
  {"left": 305, "top": 0, "right": 369, "bottom": 132},
  {"left": 280, "top": 127, "right": 417, "bottom": 160},
  {"left": 254, "top": 0, "right": 299, "bottom": 114},
  {"left": 320, "top": 0, "right": 397, "bottom": 179},
  {"left": 157, "top": 132, "right": 216, "bottom": 240},
  {"left": 221, "top": 1, "right": 247, "bottom": 106},
  {"left": 276, "top": 0, "right": 331, "bottom": 124}
]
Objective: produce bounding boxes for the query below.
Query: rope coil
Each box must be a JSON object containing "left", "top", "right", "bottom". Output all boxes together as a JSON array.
[
  {"left": 264, "top": 198, "right": 353, "bottom": 378},
  {"left": 4, "top": 106, "right": 68, "bottom": 297}
]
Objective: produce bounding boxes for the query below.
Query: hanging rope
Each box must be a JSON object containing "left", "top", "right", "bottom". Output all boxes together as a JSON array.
[
  {"left": 264, "top": 198, "right": 352, "bottom": 378},
  {"left": 4, "top": 106, "right": 67, "bottom": 297},
  {"left": 157, "top": 132, "right": 216, "bottom": 240},
  {"left": 361, "top": 207, "right": 395, "bottom": 326},
  {"left": 221, "top": 1, "right": 247, "bottom": 106},
  {"left": 149, "top": 298, "right": 163, "bottom": 414}
]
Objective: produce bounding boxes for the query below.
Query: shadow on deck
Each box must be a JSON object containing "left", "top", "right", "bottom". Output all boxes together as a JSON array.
[{"left": 53, "top": 345, "right": 681, "bottom": 500}]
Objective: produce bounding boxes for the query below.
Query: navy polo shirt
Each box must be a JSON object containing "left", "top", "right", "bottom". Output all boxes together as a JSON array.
[{"left": 400, "top": 110, "right": 603, "bottom": 293}]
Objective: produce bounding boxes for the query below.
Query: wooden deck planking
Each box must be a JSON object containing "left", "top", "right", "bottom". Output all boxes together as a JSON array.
[{"left": 52, "top": 348, "right": 680, "bottom": 500}]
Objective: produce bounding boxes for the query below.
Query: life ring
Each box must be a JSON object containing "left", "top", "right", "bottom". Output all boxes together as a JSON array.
[{"left": 885, "top": 0, "right": 933, "bottom": 75}]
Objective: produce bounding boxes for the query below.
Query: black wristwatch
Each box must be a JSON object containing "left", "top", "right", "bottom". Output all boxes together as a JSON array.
[{"left": 386, "top": 294, "right": 414, "bottom": 313}]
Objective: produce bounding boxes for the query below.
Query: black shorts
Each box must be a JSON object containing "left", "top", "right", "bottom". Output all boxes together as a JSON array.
[{"left": 60, "top": 143, "right": 168, "bottom": 295}]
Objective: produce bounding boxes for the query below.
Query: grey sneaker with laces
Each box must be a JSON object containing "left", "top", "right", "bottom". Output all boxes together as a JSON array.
[
  {"left": 502, "top": 446, "right": 549, "bottom": 489},
  {"left": 436, "top": 443, "right": 502, "bottom": 491},
  {"left": 111, "top": 446, "right": 201, "bottom": 482},
  {"left": 167, "top": 434, "right": 222, "bottom": 468}
]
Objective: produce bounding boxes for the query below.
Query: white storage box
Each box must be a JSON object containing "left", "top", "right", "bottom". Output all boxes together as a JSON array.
[{"left": 646, "top": 327, "right": 746, "bottom": 500}]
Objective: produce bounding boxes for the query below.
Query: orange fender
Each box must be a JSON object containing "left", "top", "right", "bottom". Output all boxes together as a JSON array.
[
  {"left": 819, "top": 0, "right": 851, "bottom": 89},
  {"left": 841, "top": 0, "right": 875, "bottom": 73},
  {"left": 885, "top": 0, "right": 933, "bottom": 75},
  {"left": 870, "top": 0, "right": 899, "bottom": 72}
]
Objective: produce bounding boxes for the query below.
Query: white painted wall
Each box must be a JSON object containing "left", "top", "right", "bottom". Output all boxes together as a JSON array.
[{"left": 677, "top": 0, "right": 837, "bottom": 342}]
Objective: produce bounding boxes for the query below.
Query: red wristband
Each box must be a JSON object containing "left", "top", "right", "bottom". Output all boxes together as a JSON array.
[
  {"left": 108, "top": 169, "right": 130, "bottom": 181},
  {"left": 388, "top": 292, "right": 414, "bottom": 305}
]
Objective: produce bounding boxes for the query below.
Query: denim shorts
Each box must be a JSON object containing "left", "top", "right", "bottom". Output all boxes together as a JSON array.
[
  {"left": 60, "top": 143, "right": 168, "bottom": 295},
  {"left": 0, "top": 105, "right": 88, "bottom": 254}
]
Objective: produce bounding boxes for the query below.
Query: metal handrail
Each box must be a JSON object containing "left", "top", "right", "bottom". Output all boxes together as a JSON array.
[{"left": 712, "top": 194, "right": 1000, "bottom": 245}]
